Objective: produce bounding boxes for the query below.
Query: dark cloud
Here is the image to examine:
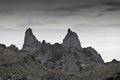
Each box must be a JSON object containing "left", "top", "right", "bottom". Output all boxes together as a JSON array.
[
  {"left": 102, "top": 0, "right": 120, "bottom": 12},
  {"left": 50, "top": 4, "right": 94, "bottom": 12},
  {"left": 103, "top": 1, "right": 120, "bottom": 6},
  {"left": 0, "top": 0, "right": 120, "bottom": 17},
  {"left": 105, "top": 7, "right": 120, "bottom": 12},
  {"left": 0, "top": 0, "right": 101, "bottom": 13}
]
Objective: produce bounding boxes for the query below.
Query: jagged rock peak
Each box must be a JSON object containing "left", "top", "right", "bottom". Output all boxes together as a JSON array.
[
  {"left": 68, "top": 28, "right": 72, "bottom": 33},
  {"left": 62, "top": 28, "right": 82, "bottom": 50},
  {"left": 22, "top": 28, "right": 41, "bottom": 50},
  {"left": 25, "top": 28, "right": 33, "bottom": 35},
  {"left": 42, "top": 40, "right": 46, "bottom": 44}
]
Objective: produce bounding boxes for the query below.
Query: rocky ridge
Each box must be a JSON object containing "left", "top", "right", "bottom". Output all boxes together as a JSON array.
[
  {"left": 23, "top": 28, "right": 104, "bottom": 72},
  {"left": 0, "top": 28, "right": 120, "bottom": 80}
]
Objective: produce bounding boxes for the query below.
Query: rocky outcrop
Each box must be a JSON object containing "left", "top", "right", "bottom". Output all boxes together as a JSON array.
[
  {"left": 0, "top": 44, "right": 6, "bottom": 49},
  {"left": 0, "top": 47, "right": 77, "bottom": 80},
  {"left": 0, "top": 47, "right": 119, "bottom": 80},
  {"left": 107, "top": 59, "right": 120, "bottom": 64},
  {"left": 0, "top": 44, "right": 19, "bottom": 52},
  {"left": 62, "top": 28, "right": 82, "bottom": 51},
  {"left": 30, "top": 28, "right": 104, "bottom": 71},
  {"left": 15, "top": 28, "right": 104, "bottom": 71},
  {"left": 0, "top": 47, "right": 47, "bottom": 79},
  {"left": 83, "top": 47, "right": 104, "bottom": 63},
  {"left": 22, "top": 28, "right": 41, "bottom": 53},
  {"left": 7, "top": 44, "right": 19, "bottom": 52}
]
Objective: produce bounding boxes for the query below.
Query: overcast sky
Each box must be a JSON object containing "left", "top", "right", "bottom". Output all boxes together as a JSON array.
[{"left": 0, "top": 0, "right": 120, "bottom": 62}]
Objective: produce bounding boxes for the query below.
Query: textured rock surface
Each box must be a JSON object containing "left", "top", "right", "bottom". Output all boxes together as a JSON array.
[
  {"left": 0, "top": 44, "right": 6, "bottom": 49},
  {"left": 62, "top": 28, "right": 82, "bottom": 51},
  {"left": 0, "top": 48, "right": 48, "bottom": 79},
  {"left": 19, "top": 28, "right": 104, "bottom": 71},
  {"left": 32, "top": 28, "right": 104, "bottom": 71},
  {"left": 83, "top": 47, "right": 104, "bottom": 63},
  {"left": 7, "top": 44, "right": 19, "bottom": 52},
  {"left": 22, "top": 28, "right": 41, "bottom": 53},
  {"left": 0, "top": 47, "right": 78, "bottom": 80},
  {"left": 0, "top": 47, "right": 119, "bottom": 80}
]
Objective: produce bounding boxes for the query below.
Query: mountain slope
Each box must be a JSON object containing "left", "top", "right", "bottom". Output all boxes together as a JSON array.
[
  {"left": 0, "top": 45, "right": 78, "bottom": 80},
  {"left": 0, "top": 45, "right": 120, "bottom": 80},
  {"left": 74, "top": 62, "right": 120, "bottom": 80}
]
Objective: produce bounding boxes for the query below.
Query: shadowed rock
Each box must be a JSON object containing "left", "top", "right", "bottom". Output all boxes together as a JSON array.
[
  {"left": 62, "top": 28, "right": 82, "bottom": 51},
  {"left": 8, "top": 44, "right": 19, "bottom": 52},
  {"left": 83, "top": 47, "right": 104, "bottom": 63},
  {"left": 0, "top": 43, "right": 6, "bottom": 49},
  {"left": 109, "top": 59, "right": 120, "bottom": 64},
  {"left": 31, "top": 28, "right": 104, "bottom": 71},
  {"left": 22, "top": 28, "right": 41, "bottom": 53}
]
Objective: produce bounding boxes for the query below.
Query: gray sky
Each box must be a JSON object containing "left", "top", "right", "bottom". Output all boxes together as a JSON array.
[{"left": 0, "top": 0, "right": 120, "bottom": 62}]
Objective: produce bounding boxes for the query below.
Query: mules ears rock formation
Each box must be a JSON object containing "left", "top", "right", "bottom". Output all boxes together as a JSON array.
[
  {"left": 0, "top": 28, "right": 120, "bottom": 80},
  {"left": 22, "top": 28, "right": 104, "bottom": 71}
]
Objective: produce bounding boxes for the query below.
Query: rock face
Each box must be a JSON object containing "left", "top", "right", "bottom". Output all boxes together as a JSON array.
[
  {"left": 0, "top": 47, "right": 51, "bottom": 80},
  {"left": 0, "top": 46, "right": 119, "bottom": 80},
  {"left": 62, "top": 28, "right": 82, "bottom": 51},
  {"left": 21, "top": 28, "right": 104, "bottom": 71},
  {"left": 0, "top": 44, "right": 6, "bottom": 49},
  {"left": 22, "top": 28, "right": 41, "bottom": 53},
  {"left": 111, "top": 59, "right": 120, "bottom": 63},
  {"left": 7, "top": 44, "right": 19, "bottom": 52},
  {"left": 83, "top": 47, "right": 104, "bottom": 63},
  {"left": 32, "top": 28, "right": 104, "bottom": 71}
]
